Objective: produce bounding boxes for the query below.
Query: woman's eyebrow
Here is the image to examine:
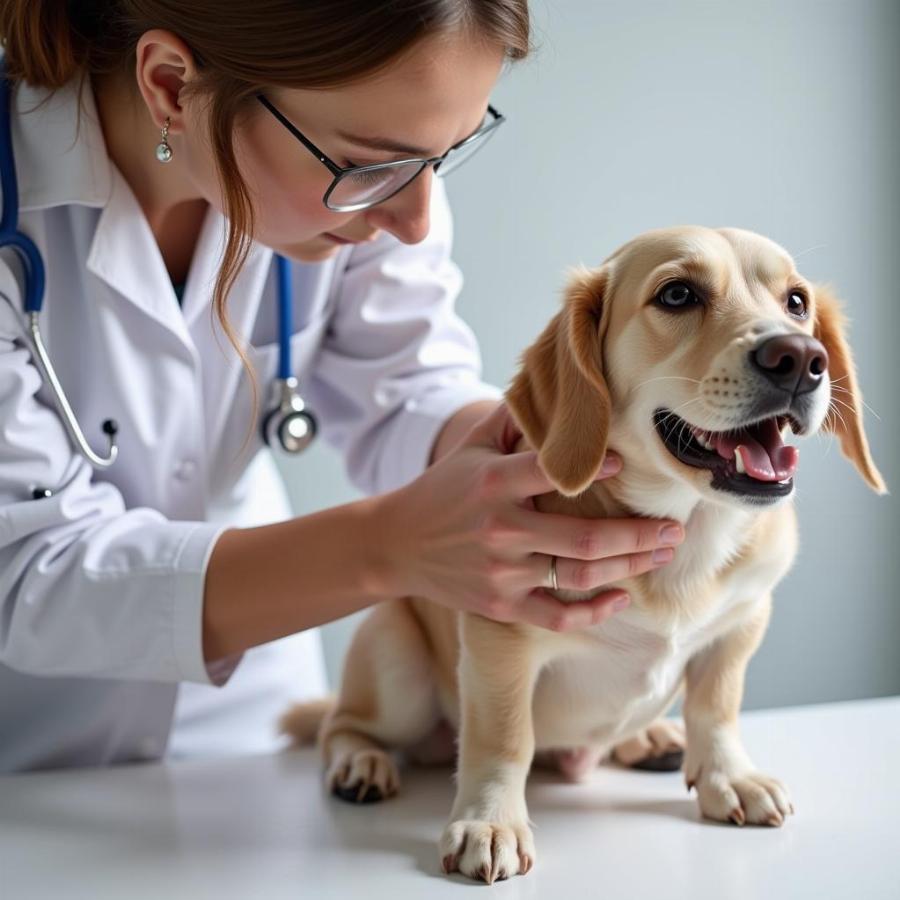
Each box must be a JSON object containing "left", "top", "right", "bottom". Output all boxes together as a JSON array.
[{"left": 334, "top": 129, "right": 432, "bottom": 156}]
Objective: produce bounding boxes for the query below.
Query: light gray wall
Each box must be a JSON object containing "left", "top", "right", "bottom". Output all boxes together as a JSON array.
[{"left": 275, "top": 0, "right": 899, "bottom": 710}]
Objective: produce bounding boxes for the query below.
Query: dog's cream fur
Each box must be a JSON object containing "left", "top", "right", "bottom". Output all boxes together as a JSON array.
[{"left": 279, "top": 226, "right": 886, "bottom": 883}]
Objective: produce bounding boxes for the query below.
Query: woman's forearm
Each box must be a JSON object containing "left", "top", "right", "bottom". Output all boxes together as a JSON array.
[
  {"left": 202, "top": 399, "right": 499, "bottom": 664},
  {"left": 202, "top": 494, "right": 389, "bottom": 663}
]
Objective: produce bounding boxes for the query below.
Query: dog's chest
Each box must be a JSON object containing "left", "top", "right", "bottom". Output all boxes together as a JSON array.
[
  {"left": 530, "top": 508, "right": 789, "bottom": 750},
  {"left": 531, "top": 615, "right": 703, "bottom": 750}
]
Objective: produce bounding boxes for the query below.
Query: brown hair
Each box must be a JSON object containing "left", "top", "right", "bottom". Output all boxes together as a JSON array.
[{"left": 0, "top": 0, "right": 530, "bottom": 449}]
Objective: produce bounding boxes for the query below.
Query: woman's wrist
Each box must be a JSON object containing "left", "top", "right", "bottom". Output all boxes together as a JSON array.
[{"left": 360, "top": 487, "right": 411, "bottom": 601}]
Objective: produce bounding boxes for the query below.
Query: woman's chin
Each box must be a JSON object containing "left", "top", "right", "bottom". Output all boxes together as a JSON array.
[{"left": 279, "top": 235, "right": 343, "bottom": 263}]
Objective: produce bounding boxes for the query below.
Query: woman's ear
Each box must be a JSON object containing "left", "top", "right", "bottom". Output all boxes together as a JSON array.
[
  {"left": 812, "top": 283, "right": 887, "bottom": 494},
  {"left": 505, "top": 266, "right": 613, "bottom": 497}
]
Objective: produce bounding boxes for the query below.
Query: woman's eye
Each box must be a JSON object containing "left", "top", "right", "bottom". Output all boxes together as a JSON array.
[
  {"left": 787, "top": 291, "right": 808, "bottom": 317},
  {"left": 345, "top": 168, "right": 389, "bottom": 187},
  {"left": 656, "top": 281, "right": 699, "bottom": 309}
]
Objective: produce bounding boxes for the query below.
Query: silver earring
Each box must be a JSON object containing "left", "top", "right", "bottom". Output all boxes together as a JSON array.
[{"left": 155, "top": 117, "right": 173, "bottom": 163}]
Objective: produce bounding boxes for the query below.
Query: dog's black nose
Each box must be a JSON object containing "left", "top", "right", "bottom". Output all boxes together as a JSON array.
[{"left": 750, "top": 334, "right": 829, "bottom": 395}]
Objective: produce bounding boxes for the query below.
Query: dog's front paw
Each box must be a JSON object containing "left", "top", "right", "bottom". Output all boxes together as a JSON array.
[
  {"left": 326, "top": 746, "right": 400, "bottom": 804},
  {"left": 687, "top": 765, "right": 794, "bottom": 826},
  {"left": 439, "top": 819, "right": 536, "bottom": 883}
]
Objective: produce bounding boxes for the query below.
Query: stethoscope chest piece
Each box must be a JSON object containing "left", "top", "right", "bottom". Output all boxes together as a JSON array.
[{"left": 262, "top": 376, "right": 318, "bottom": 454}]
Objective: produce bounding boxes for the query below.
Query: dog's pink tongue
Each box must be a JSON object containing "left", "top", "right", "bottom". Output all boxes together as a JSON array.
[{"left": 713, "top": 419, "right": 799, "bottom": 481}]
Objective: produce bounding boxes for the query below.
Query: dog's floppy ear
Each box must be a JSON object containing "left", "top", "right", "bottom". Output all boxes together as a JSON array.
[
  {"left": 505, "top": 266, "right": 613, "bottom": 497},
  {"left": 812, "top": 283, "right": 887, "bottom": 494}
]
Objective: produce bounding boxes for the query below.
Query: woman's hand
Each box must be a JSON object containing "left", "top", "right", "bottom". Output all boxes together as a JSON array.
[{"left": 374, "top": 402, "right": 684, "bottom": 631}]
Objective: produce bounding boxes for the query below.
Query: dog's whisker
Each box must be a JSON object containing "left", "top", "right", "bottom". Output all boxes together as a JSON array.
[
  {"left": 677, "top": 417, "right": 692, "bottom": 458},
  {"left": 655, "top": 397, "right": 707, "bottom": 457},
  {"left": 792, "top": 242, "right": 829, "bottom": 260},
  {"left": 829, "top": 384, "right": 881, "bottom": 421},
  {"left": 658, "top": 398, "right": 705, "bottom": 449},
  {"left": 634, "top": 375, "right": 702, "bottom": 393},
  {"left": 829, "top": 393, "right": 879, "bottom": 425},
  {"left": 667, "top": 396, "right": 704, "bottom": 420},
  {"left": 816, "top": 402, "right": 850, "bottom": 462},
  {"left": 827, "top": 401, "right": 851, "bottom": 438}
]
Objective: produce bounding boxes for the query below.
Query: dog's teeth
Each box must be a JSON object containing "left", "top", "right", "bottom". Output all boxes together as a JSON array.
[
  {"left": 734, "top": 446, "right": 747, "bottom": 475},
  {"left": 692, "top": 429, "right": 714, "bottom": 451}
]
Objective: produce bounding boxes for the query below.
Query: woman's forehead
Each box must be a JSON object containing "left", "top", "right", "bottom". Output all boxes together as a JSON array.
[{"left": 270, "top": 34, "right": 503, "bottom": 154}]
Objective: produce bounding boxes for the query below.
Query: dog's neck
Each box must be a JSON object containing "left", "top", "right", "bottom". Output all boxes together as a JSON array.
[
  {"left": 514, "top": 430, "right": 768, "bottom": 588},
  {"left": 536, "top": 444, "right": 765, "bottom": 592},
  {"left": 595, "top": 463, "right": 760, "bottom": 588}
]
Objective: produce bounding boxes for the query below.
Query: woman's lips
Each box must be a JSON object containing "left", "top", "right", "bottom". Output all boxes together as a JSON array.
[{"left": 323, "top": 232, "right": 372, "bottom": 245}]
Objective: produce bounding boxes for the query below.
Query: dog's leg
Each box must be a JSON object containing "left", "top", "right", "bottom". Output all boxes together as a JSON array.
[
  {"left": 682, "top": 598, "right": 794, "bottom": 826},
  {"left": 439, "top": 614, "right": 542, "bottom": 883},
  {"left": 320, "top": 598, "right": 443, "bottom": 804}
]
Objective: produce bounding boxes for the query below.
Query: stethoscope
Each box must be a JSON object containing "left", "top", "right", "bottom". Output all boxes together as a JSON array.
[{"left": 0, "top": 62, "right": 317, "bottom": 498}]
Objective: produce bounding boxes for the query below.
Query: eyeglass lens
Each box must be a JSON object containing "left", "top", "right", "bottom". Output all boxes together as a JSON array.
[
  {"left": 326, "top": 114, "right": 500, "bottom": 211},
  {"left": 327, "top": 161, "right": 427, "bottom": 211}
]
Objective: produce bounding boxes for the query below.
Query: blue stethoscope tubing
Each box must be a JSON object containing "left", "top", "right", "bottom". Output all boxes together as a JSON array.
[
  {"left": 0, "top": 59, "right": 316, "bottom": 483},
  {"left": 0, "top": 58, "right": 119, "bottom": 472}
]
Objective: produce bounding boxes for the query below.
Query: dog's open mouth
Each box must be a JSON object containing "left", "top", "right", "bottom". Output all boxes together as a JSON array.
[{"left": 653, "top": 409, "right": 801, "bottom": 498}]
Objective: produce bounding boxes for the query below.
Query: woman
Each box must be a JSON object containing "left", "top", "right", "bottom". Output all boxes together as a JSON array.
[{"left": 0, "top": 0, "right": 684, "bottom": 772}]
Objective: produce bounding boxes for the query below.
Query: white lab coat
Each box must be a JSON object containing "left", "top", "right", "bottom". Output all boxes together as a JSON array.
[{"left": 0, "top": 76, "right": 502, "bottom": 772}]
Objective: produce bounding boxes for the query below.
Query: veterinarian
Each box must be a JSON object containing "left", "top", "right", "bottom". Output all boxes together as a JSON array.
[{"left": 0, "top": 1, "right": 685, "bottom": 772}]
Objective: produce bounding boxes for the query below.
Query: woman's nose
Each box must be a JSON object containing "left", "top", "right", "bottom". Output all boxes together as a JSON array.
[{"left": 365, "top": 168, "right": 433, "bottom": 244}]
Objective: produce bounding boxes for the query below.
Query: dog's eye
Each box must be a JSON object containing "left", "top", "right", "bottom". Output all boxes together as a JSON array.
[
  {"left": 787, "top": 290, "right": 808, "bottom": 318},
  {"left": 656, "top": 281, "right": 699, "bottom": 309}
]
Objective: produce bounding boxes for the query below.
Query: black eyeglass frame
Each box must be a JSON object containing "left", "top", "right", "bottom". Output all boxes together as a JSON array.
[{"left": 255, "top": 93, "right": 505, "bottom": 212}]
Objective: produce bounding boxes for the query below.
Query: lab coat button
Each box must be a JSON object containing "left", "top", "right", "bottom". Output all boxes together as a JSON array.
[{"left": 174, "top": 459, "right": 197, "bottom": 481}]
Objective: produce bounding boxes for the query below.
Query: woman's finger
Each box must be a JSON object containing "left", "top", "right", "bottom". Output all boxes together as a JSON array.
[
  {"left": 491, "top": 448, "right": 624, "bottom": 500},
  {"left": 514, "top": 588, "right": 631, "bottom": 632},
  {"left": 530, "top": 547, "right": 675, "bottom": 593},
  {"left": 513, "top": 507, "right": 684, "bottom": 561},
  {"left": 463, "top": 400, "right": 521, "bottom": 452}
]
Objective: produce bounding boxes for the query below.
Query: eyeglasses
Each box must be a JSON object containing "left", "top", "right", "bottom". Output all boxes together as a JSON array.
[{"left": 256, "top": 93, "right": 505, "bottom": 212}]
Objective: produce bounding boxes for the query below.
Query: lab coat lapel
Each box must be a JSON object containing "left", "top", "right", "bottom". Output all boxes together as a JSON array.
[
  {"left": 13, "top": 73, "right": 197, "bottom": 354},
  {"left": 179, "top": 205, "right": 273, "bottom": 339},
  {"left": 182, "top": 206, "right": 274, "bottom": 451},
  {"left": 84, "top": 164, "right": 196, "bottom": 355}
]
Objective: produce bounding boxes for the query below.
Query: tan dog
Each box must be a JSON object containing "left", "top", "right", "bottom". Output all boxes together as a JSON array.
[{"left": 279, "top": 226, "right": 886, "bottom": 883}]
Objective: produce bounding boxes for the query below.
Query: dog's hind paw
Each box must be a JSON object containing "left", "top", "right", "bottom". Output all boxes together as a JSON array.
[
  {"left": 613, "top": 718, "right": 686, "bottom": 771},
  {"left": 326, "top": 747, "right": 400, "bottom": 804}
]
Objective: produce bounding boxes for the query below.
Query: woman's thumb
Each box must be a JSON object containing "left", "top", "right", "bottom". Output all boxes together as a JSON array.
[{"left": 465, "top": 401, "right": 523, "bottom": 453}]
